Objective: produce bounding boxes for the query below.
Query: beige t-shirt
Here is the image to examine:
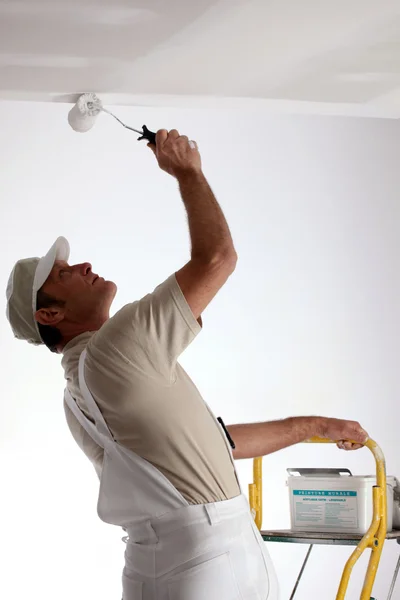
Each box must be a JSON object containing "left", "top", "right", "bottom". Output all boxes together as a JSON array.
[{"left": 62, "top": 274, "right": 240, "bottom": 505}]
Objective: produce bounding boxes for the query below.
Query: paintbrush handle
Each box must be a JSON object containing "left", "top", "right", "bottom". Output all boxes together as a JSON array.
[{"left": 138, "top": 125, "right": 157, "bottom": 145}]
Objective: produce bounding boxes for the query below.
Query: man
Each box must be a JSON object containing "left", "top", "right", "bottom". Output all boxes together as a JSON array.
[{"left": 6, "top": 129, "right": 368, "bottom": 599}]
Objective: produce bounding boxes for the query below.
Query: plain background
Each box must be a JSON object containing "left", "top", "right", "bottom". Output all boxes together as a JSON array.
[{"left": 1, "top": 100, "right": 399, "bottom": 599}]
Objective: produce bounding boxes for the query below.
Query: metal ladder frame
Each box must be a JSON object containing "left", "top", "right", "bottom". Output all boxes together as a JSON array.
[{"left": 249, "top": 437, "right": 387, "bottom": 599}]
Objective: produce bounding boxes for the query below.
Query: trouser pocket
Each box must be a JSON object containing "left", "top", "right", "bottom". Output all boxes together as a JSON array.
[{"left": 167, "top": 552, "right": 241, "bottom": 600}]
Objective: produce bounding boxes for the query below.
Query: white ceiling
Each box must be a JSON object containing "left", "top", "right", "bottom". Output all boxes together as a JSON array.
[{"left": 2, "top": 0, "right": 400, "bottom": 117}]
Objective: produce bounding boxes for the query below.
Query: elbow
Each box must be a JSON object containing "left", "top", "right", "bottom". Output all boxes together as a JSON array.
[
  {"left": 212, "top": 248, "right": 238, "bottom": 273},
  {"left": 227, "top": 249, "right": 238, "bottom": 273},
  {"left": 192, "top": 249, "right": 238, "bottom": 274}
]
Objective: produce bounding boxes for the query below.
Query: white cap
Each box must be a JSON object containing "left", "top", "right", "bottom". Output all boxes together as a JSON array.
[{"left": 6, "top": 237, "right": 70, "bottom": 345}]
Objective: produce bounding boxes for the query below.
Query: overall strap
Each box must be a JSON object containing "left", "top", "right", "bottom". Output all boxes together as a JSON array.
[
  {"left": 78, "top": 348, "right": 114, "bottom": 441},
  {"left": 64, "top": 387, "right": 107, "bottom": 449}
]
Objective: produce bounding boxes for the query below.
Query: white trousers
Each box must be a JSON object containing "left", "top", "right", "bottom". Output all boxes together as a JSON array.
[{"left": 123, "top": 494, "right": 279, "bottom": 600}]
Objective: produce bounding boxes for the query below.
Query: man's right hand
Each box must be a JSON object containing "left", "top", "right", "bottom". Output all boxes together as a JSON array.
[
  {"left": 148, "top": 129, "right": 202, "bottom": 179},
  {"left": 318, "top": 417, "right": 369, "bottom": 451}
]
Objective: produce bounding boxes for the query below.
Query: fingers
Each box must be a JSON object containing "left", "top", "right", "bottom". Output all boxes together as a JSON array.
[
  {"left": 337, "top": 441, "right": 364, "bottom": 451},
  {"left": 323, "top": 418, "right": 369, "bottom": 447},
  {"left": 155, "top": 129, "right": 196, "bottom": 148},
  {"left": 166, "top": 132, "right": 192, "bottom": 149},
  {"left": 156, "top": 129, "right": 169, "bottom": 146},
  {"left": 150, "top": 130, "right": 186, "bottom": 157},
  {"left": 177, "top": 136, "right": 198, "bottom": 151},
  {"left": 150, "top": 128, "right": 202, "bottom": 178},
  {"left": 346, "top": 421, "right": 369, "bottom": 444},
  {"left": 168, "top": 129, "right": 180, "bottom": 139},
  {"left": 158, "top": 129, "right": 180, "bottom": 146}
]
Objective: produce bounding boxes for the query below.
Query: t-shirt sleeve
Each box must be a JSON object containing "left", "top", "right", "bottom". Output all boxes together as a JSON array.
[{"left": 92, "top": 274, "right": 202, "bottom": 379}]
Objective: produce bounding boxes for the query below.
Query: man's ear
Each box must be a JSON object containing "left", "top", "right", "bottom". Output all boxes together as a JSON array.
[{"left": 35, "top": 306, "right": 65, "bottom": 327}]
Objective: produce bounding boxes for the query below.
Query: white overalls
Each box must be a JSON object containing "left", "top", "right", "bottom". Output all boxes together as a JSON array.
[{"left": 64, "top": 350, "right": 279, "bottom": 600}]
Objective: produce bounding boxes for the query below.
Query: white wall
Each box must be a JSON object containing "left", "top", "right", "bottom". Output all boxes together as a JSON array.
[{"left": 1, "top": 100, "right": 399, "bottom": 599}]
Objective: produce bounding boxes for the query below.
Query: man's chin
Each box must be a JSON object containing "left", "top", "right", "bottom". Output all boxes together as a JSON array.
[{"left": 107, "top": 280, "right": 118, "bottom": 298}]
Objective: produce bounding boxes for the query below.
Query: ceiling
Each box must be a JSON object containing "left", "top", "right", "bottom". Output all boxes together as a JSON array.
[{"left": 2, "top": 0, "right": 400, "bottom": 118}]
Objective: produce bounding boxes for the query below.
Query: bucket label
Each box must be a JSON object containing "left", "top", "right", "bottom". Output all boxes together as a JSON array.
[{"left": 293, "top": 489, "right": 358, "bottom": 529}]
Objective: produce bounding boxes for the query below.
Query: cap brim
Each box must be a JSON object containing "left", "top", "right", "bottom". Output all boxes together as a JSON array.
[{"left": 33, "top": 236, "right": 71, "bottom": 293}]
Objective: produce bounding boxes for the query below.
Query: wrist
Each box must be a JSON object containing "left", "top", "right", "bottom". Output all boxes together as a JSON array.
[{"left": 176, "top": 167, "right": 204, "bottom": 184}]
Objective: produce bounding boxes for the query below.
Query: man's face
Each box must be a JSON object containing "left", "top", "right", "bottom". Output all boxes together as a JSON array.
[{"left": 39, "top": 260, "right": 117, "bottom": 326}]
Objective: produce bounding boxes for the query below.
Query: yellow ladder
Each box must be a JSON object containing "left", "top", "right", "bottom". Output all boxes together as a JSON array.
[{"left": 248, "top": 438, "right": 387, "bottom": 599}]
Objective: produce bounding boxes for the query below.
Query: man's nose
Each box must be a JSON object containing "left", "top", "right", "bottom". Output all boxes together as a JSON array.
[{"left": 73, "top": 262, "right": 92, "bottom": 275}]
